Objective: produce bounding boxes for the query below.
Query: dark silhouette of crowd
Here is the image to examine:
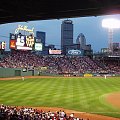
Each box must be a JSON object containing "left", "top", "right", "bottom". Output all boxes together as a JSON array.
[
  {"left": 0, "top": 104, "right": 88, "bottom": 120},
  {"left": 0, "top": 50, "right": 119, "bottom": 75}
]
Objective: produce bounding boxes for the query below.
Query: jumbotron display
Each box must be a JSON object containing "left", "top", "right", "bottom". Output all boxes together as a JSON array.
[
  {"left": 10, "top": 33, "right": 35, "bottom": 50},
  {"left": 16, "top": 34, "right": 34, "bottom": 50}
]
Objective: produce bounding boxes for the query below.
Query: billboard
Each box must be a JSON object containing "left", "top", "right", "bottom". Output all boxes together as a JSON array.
[
  {"left": 16, "top": 34, "right": 34, "bottom": 50},
  {"left": 101, "top": 48, "right": 109, "bottom": 53},
  {"left": 0, "top": 41, "right": 6, "bottom": 50},
  {"left": 67, "top": 49, "right": 83, "bottom": 56},
  {"left": 10, "top": 40, "right": 16, "bottom": 49},
  {"left": 35, "top": 43, "right": 42, "bottom": 51},
  {"left": 10, "top": 33, "right": 16, "bottom": 49},
  {"left": 49, "top": 49, "right": 61, "bottom": 54},
  {"left": 9, "top": 32, "right": 35, "bottom": 50},
  {"left": 9, "top": 24, "right": 35, "bottom": 50},
  {"left": 10, "top": 33, "right": 16, "bottom": 40},
  {"left": 15, "top": 25, "right": 34, "bottom": 35}
]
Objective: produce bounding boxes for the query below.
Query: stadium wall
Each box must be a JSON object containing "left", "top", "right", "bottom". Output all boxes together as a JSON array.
[
  {"left": 0, "top": 68, "right": 64, "bottom": 78},
  {"left": 0, "top": 68, "right": 119, "bottom": 78},
  {"left": 0, "top": 68, "right": 39, "bottom": 78}
]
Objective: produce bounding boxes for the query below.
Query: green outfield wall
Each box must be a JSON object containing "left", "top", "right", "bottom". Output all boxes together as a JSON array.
[
  {"left": 0, "top": 68, "right": 119, "bottom": 78},
  {"left": 0, "top": 68, "right": 39, "bottom": 78}
]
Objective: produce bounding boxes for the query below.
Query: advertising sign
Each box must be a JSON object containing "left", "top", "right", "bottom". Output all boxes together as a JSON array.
[
  {"left": 10, "top": 40, "right": 16, "bottom": 49},
  {"left": 101, "top": 48, "right": 109, "bottom": 53},
  {"left": 9, "top": 33, "right": 16, "bottom": 49},
  {"left": 49, "top": 49, "right": 61, "bottom": 54},
  {"left": 35, "top": 43, "right": 42, "bottom": 51},
  {"left": 16, "top": 34, "right": 34, "bottom": 50},
  {"left": 0, "top": 41, "right": 6, "bottom": 50},
  {"left": 15, "top": 25, "right": 34, "bottom": 35},
  {"left": 10, "top": 33, "right": 16, "bottom": 40},
  {"left": 68, "top": 50, "right": 82, "bottom": 55},
  {"left": 84, "top": 74, "right": 93, "bottom": 77}
]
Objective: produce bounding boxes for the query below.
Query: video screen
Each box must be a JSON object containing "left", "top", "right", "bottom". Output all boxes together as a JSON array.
[{"left": 16, "top": 34, "right": 34, "bottom": 50}]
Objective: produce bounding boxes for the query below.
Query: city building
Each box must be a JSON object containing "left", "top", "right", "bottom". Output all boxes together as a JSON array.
[
  {"left": 61, "top": 19, "right": 73, "bottom": 54},
  {"left": 76, "top": 33, "right": 86, "bottom": 49},
  {"left": 76, "top": 33, "right": 93, "bottom": 58},
  {"left": 112, "top": 42, "right": 119, "bottom": 49},
  {"left": 48, "top": 44, "right": 55, "bottom": 50},
  {"left": 36, "top": 31, "right": 46, "bottom": 49}
]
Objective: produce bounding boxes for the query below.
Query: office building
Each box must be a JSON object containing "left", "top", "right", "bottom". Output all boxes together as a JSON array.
[
  {"left": 76, "top": 33, "right": 86, "bottom": 49},
  {"left": 61, "top": 20, "right": 73, "bottom": 53},
  {"left": 36, "top": 31, "right": 46, "bottom": 48}
]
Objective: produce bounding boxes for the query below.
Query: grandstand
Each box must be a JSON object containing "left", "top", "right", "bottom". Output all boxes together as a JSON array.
[
  {"left": 0, "top": 104, "right": 83, "bottom": 120},
  {"left": 0, "top": 37, "right": 120, "bottom": 120},
  {"left": 0, "top": 50, "right": 120, "bottom": 77}
]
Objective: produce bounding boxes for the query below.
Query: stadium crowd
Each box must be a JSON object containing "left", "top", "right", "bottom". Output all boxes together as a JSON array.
[
  {"left": 0, "top": 50, "right": 120, "bottom": 75},
  {"left": 0, "top": 104, "right": 88, "bottom": 120},
  {"left": 102, "top": 60, "right": 120, "bottom": 74}
]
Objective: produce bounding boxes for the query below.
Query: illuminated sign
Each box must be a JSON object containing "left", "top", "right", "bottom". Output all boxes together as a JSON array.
[
  {"left": 101, "top": 48, "right": 109, "bottom": 53},
  {"left": 49, "top": 49, "right": 61, "bottom": 54},
  {"left": 16, "top": 35, "right": 25, "bottom": 46},
  {"left": 36, "top": 38, "right": 42, "bottom": 43},
  {"left": 16, "top": 34, "right": 34, "bottom": 50},
  {"left": 10, "top": 33, "right": 16, "bottom": 49},
  {"left": 65, "top": 20, "right": 72, "bottom": 23},
  {"left": 26, "top": 35, "right": 34, "bottom": 47},
  {"left": 10, "top": 33, "right": 16, "bottom": 40},
  {"left": 17, "top": 46, "right": 32, "bottom": 50},
  {"left": 10, "top": 40, "right": 16, "bottom": 49},
  {"left": 0, "top": 41, "right": 6, "bottom": 50},
  {"left": 68, "top": 50, "right": 81, "bottom": 55},
  {"left": 35, "top": 43, "right": 42, "bottom": 51},
  {"left": 15, "top": 25, "right": 34, "bottom": 35}
]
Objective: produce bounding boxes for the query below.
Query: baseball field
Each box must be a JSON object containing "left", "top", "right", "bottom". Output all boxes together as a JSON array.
[{"left": 0, "top": 76, "right": 120, "bottom": 119}]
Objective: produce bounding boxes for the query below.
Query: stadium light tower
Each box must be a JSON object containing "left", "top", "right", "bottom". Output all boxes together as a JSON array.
[{"left": 102, "top": 18, "right": 120, "bottom": 54}]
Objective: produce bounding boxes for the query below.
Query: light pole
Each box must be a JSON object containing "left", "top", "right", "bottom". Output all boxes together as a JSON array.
[{"left": 102, "top": 18, "right": 120, "bottom": 54}]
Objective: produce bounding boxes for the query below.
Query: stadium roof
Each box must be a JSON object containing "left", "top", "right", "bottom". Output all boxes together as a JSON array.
[{"left": 0, "top": 0, "right": 120, "bottom": 24}]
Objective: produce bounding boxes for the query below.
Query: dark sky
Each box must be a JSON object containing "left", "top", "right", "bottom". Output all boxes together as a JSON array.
[{"left": 0, "top": 14, "right": 120, "bottom": 52}]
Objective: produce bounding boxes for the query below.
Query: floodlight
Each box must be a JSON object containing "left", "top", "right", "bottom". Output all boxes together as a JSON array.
[
  {"left": 102, "top": 18, "right": 120, "bottom": 54},
  {"left": 102, "top": 18, "right": 120, "bottom": 29}
]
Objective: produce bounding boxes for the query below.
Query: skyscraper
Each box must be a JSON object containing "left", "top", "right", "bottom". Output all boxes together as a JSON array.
[
  {"left": 36, "top": 31, "right": 46, "bottom": 48},
  {"left": 61, "top": 20, "right": 73, "bottom": 53},
  {"left": 76, "top": 33, "right": 86, "bottom": 49}
]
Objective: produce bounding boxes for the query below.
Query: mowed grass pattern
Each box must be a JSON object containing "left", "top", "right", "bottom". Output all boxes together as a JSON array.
[{"left": 0, "top": 77, "right": 120, "bottom": 118}]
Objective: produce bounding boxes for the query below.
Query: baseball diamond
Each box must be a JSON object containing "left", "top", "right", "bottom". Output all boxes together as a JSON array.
[{"left": 0, "top": 76, "right": 120, "bottom": 120}]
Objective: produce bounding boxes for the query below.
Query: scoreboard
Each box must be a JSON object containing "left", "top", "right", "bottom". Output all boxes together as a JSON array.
[{"left": 10, "top": 33, "right": 34, "bottom": 50}]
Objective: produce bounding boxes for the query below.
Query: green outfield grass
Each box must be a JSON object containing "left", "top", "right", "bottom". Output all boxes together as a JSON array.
[{"left": 0, "top": 77, "right": 120, "bottom": 118}]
